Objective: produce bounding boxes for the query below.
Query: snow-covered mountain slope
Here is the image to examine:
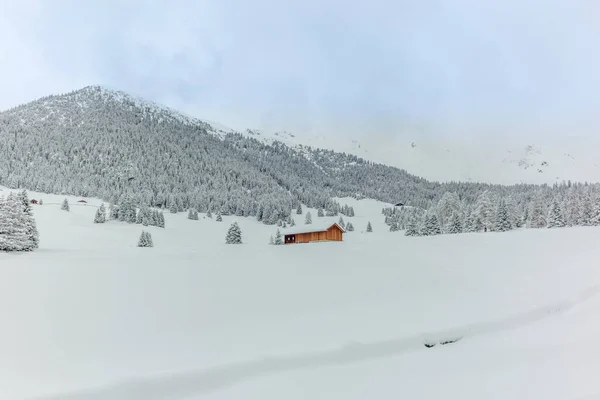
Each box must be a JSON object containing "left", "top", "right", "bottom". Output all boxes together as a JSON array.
[
  {"left": 227, "top": 127, "right": 600, "bottom": 185},
  {"left": 3, "top": 187, "right": 600, "bottom": 399}
]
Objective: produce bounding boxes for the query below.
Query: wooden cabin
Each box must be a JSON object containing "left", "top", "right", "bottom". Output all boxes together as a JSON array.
[
  {"left": 30, "top": 199, "right": 38, "bottom": 204},
  {"left": 77, "top": 200, "right": 88, "bottom": 204},
  {"left": 284, "top": 222, "right": 345, "bottom": 244}
]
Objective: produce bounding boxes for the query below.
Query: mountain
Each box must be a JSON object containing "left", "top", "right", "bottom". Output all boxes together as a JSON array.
[
  {"left": 0, "top": 85, "right": 579, "bottom": 222},
  {"left": 221, "top": 126, "right": 600, "bottom": 186}
]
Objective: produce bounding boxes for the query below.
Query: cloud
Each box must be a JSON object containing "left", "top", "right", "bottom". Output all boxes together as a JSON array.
[{"left": 0, "top": 0, "right": 598, "bottom": 138}]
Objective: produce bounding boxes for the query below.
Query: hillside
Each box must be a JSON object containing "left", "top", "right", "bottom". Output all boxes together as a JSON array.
[{"left": 2, "top": 188, "right": 600, "bottom": 399}]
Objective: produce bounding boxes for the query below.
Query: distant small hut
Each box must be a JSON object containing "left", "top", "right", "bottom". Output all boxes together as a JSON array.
[
  {"left": 30, "top": 199, "right": 38, "bottom": 204},
  {"left": 284, "top": 222, "right": 345, "bottom": 244},
  {"left": 77, "top": 200, "right": 88, "bottom": 204}
]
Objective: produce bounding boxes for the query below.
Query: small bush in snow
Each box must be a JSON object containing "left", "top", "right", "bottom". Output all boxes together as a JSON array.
[
  {"left": 94, "top": 204, "right": 106, "bottom": 223},
  {"left": 61, "top": 198, "right": 70, "bottom": 211},
  {"left": 366, "top": 221, "right": 372, "bottom": 232},
  {"left": 188, "top": 208, "right": 199, "bottom": 220}
]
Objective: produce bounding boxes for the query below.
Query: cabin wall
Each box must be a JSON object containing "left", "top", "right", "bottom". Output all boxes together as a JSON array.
[
  {"left": 326, "top": 226, "right": 343, "bottom": 241},
  {"left": 296, "top": 231, "right": 327, "bottom": 243}
]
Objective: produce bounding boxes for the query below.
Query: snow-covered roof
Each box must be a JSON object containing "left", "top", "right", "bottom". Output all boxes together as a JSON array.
[{"left": 283, "top": 222, "right": 346, "bottom": 235}]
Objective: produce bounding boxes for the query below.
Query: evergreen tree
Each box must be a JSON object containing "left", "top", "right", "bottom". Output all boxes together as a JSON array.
[
  {"left": 305, "top": 212, "right": 312, "bottom": 224},
  {"left": 109, "top": 203, "right": 119, "bottom": 220},
  {"left": 591, "top": 194, "right": 600, "bottom": 225},
  {"left": 274, "top": 229, "right": 283, "bottom": 245},
  {"left": 366, "top": 221, "right": 373, "bottom": 232},
  {"left": 269, "top": 235, "right": 274, "bottom": 245},
  {"left": 405, "top": 217, "right": 419, "bottom": 236},
  {"left": 94, "top": 204, "right": 107, "bottom": 224},
  {"left": 317, "top": 208, "right": 324, "bottom": 217},
  {"left": 290, "top": 218, "right": 296, "bottom": 227},
  {"left": 446, "top": 212, "right": 463, "bottom": 234},
  {"left": 137, "top": 231, "right": 154, "bottom": 247},
  {"left": 296, "top": 204, "right": 303, "bottom": 215},
  {"left": 157, "top": 211, "right": 165, "bottom": 228},
  {"left": 389, "top": 222, "right": 399, "bottom": 232},
  {"left": 17, "top": 190, "right": 39, "bottom": 249},
  {"left": 547, "top": 199, "right": 566, "bottom": 228},
  {"left": 226, "top": 222, "right": 242, "bottom": 244},
  {"left": 475, "top": 191, "right": 494, "bottom": 231},
  {"left": 39, "top": 199, "right": 43, "bottom": 205},
  {"left": 338, "top": 216, "right": 345, "bottom": 229},
  {"left": 216, "top": 212, "right": 223, "bottom": 222},
  {"left": 494, "top": 200, "right": 512, "bottom": 232},
  {"left": 206, "top": 210, "right": 213, "bottom": 219},
  {"left": 61, "top": 198, "right": 70, "bottom": 211},
  {"left": 188, "top": 208, "right": 199, "bottom": 220},
  {"left": 421, "top": 213, "right": 441, "bottom": 236},
  {"left": 529, "top": 194, "right": 547, "bottom": 228},
  {"left": 0, "top": 193, "right": 32, "bottom": 251},
  {"left": 346, "top": 222, "right": 354, "bottom": 232}
]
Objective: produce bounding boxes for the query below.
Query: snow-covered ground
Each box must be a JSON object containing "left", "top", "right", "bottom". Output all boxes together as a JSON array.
[{"left": 2, "top": 188, "right": 600, "bottom": 399}]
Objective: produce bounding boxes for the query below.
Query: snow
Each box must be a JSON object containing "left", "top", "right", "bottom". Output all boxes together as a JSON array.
[{"left": 2, "top": 188, "right": 600, "bottom": 399}]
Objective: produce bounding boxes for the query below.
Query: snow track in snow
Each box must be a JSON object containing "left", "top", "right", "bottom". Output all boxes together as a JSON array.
[{"left": 34, "top": 283, "right": 600, "bottom": 400}]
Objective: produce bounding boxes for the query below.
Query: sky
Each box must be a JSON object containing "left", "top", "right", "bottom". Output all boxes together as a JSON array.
[{"left": 0, "top": 0, "right": 599, "bottom": 140}]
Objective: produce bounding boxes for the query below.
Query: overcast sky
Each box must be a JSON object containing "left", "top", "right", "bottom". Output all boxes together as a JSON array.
[{"left": 0, "top": 0, "right": 598, "bottom": 139}]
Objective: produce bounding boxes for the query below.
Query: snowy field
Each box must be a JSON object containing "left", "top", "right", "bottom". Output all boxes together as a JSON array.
[{"left": 2, "top": 188, "right": 600, "bottom": 399}]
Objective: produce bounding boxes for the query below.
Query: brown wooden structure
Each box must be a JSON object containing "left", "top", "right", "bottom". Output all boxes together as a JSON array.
[{"left": 284, "top": 223, "right": 345, "bottom": 244}]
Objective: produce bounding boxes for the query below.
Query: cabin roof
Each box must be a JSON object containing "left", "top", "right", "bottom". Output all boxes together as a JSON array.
[{"left": 283, "top": 222, "right": 346, "bottom": 235}]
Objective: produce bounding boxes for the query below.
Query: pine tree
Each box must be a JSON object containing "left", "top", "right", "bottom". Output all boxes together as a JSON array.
[
  {"left": 366, "top": 221, "right": 373, "bottom": 232},
  {"left": 17, "top": 190, "right": 39, "bottom": 249},
  {"left": 338, "top": 216, "right": 345, "bottom": 229},
  {"left": 157, "top": 211, "right": 165, "bottom": 228},
  {"left": 591, "top": 194, "right": 600, "bottom": 225},
  {"left": 226, "top": 222, "right": 242, "bottom": 244},
  {"left": 346, "top": 222, "right": 354, "bottom": 232},
  {"left": 274, "top": 229, "right": 283, "bottom": 245},
  {"left": 305, "top": 212, "right": 312, "bottom": 224},
  {"left": 389, "top": 222, "right": 399, "bottom": 232},
  {"left": 529, "top": 194, "right": 547, "bottom": 228},
  {"left": 269, "top": 235, "right": 274, "bottom": 245},
  {"left": 137, "top": 231, "right": 153, "bottom": 247},
  {"left": 216, "top": 212, "right": 223, "bottom": 222},
  {"left": 421, "top": 213, "right": 441, "bottom": 236},
  {"left": 296, "top": 204, "right": 303, "bottom": 215},
  {"left": 188, "top": 208, "right": 199, "bottom": 220},
  {"left": 109, "top": 203, "right": 119, "bottom": 220},
  {"left": 446, "top": 212, "right": 463, "bottom": 234},
  {"left": 61, "top": 198, "right": 70, "bottom": 211},
  {"left": 0, "top": 193, "right": 31, "bottom": 251},
  {"left": 317, "top": 208, "right": 324, "bottom": 217},
  {"left": 494, "top": 200, "right": 512, "bottom": 232},
  {"left": 290, "top": 218, "right": 296, "bottom": 227},
  {"left": 94, "top": 204, "right": 107, "bottom": 224},
  {"left": 405, "top": 217, "right": 419, "bottom": 236},
  {"left": 547, "top": 199, "right": 566, "bottom": 228},
  {"left": 277, "top": 219, "right": 283, "bottom": 227},
  {"left": 39, "top": 199, "right": 43, "bottom": 205},
  {"left": 206, "top": 210, "right": 213, "bottom": 219}
]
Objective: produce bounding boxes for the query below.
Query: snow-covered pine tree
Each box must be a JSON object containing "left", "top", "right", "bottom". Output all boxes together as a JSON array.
[
  {"left": 421, "top": 213, "right": 441, "bottom": 236},
  {"left": 346, "top": 222, "right": 354, "bottom": 232},
  {"left": 39, "top": 199, "right": 43, "bottom": 205},
  {"left": 529, "top": 194, "right": 547, "bottom": 228},
  {"left": 169, "top": 201, "right": 178, "bottom": 214},
  {"left": 305, "top": 212, "right": 312, "bottom": 224},
  {"left": 591, "top": 194, "right": 600, "bottom": 226},
  {"left": 547, "top": 199, "right": 566, "bottom": 228},
  {"left": 389, "top": 222, "right": 399, "bottom": 232},
  {"left": 446, "top": 212, "right": 463, "bottom": 234},
  {"left": 580, "top": 191, "right": 593, "bottom": 226},
  {"left": 282, "top": 221, "right": 287, "bottom": 228},
  {"left": 475, "top": 191, "right": 494, "bottom": 232},
  {"left": 61, "top": 198, "right": 70, "bottom": 211},
  {"left": 349, "top": 206, "right": 355, "bottom": 217},
  {"left": 216, "top": 212, "right": 223, "bottom": 222},
  {"left": 0, "top": 193, "right": 30, "bottom": 251},
  {"left": 338, "top": 216, "right": 345, "bottom": 229},
  {"left": 274, "top": 229, "right": 283, "bottom": 245},
  {"left": 109, "top": 204, "right": 119, "bottom": 220},
  {"left": 296, "top": 204, "right": 303, "bottom": 215},
  {"left": 277, "top": 219, "right": 283, "bottom": 227},
  {"left": 366, "top": 221, "right": 373, "bottom": 232},
  {"left": 494, "top": 200, "right": 512, "bottom": 232},
  {"left": 17, "top": 190, "right": 39, "bottom": 249},
  {"left": 317, "top": 208, "right": 324, "bottom": 217},
  {"left": 188, "top": 208, "right": 199, "bottom": 220},
  {"left": 206, "top": 210, "right": 213, "bottom": 218},
  {"left": 137, "top": 231, "right": 153, "bottom": 247},
  {"left": 269, "top": 235, "right": 274, "bottom": 245},
  {"left": 157, "top": 211, "right": 165, "bottom": 228},
  {"left": 226, "top": 222, "right": 242, "bottom": 244},
  {"left": 290, "top": 218, "right": 296, "bottom": 227},
  {"left": 405, "top": 216, "right": 419, "bottom": 236},
  {"left": 94, "top": 204, "right": 107, "bottom": 224}
]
